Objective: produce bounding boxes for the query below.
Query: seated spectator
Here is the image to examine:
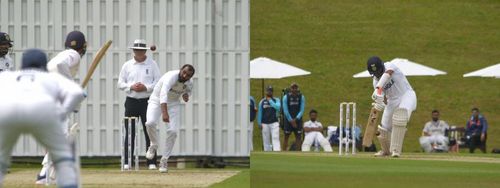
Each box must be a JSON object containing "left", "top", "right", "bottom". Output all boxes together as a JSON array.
[
  {"left": 466, "top": 108, "right": 488, "bottom": 153},
  {"left": 301, "top": 109, "right": 332, "bottom": 152},
  {"left": 419, "top": 110, "right": 449, "bottom": 153}
]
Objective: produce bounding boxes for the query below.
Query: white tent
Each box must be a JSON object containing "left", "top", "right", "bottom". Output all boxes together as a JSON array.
[
  {"left": 463, "top": 63, "right": 500, "bottom": 78},
  {"left": 250, "top": 57, "right": 311, "bottom": 97},
  {"left": 250, "top": 57, "right": 311, "bottom": 79},
  {"left": 353, "top": 58, "right": 447, "bottom": 78}
]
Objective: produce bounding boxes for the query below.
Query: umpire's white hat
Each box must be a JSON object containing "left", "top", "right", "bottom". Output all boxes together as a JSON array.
[{"left": 129, "top": 39, "right": 149, "bottom": 50}]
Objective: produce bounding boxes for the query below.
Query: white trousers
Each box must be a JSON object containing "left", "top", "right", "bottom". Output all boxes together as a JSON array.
[
  {"left": 145, "top": 102, "right": 180, "bottom": 160},
  {"left": 262, "top": 122, "right": 281, "bottom": 151},
  {"left": 0, "top": 99, "right": 77, "bottom": 187},
  {"left": 302, "top": 132, "right": 332, "bottom": 152},
  {"left": 381, "top": 90, "right": 417, "bottom": 130},
  {"left": 419, "top": 135, "right": 449, "bottom": 152}
]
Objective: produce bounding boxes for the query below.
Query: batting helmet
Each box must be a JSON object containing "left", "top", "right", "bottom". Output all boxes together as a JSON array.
[
  {"left": 0, "top": 32, "right": 13, "bottom": 47},
  {"left": 21, "top": 48, "right": 48, "bottom": 71},
  {"left": 65, "top": 31, "right": 87, "bottom": 51},
  {"left": 367, "top": 56, "right": 385, "bottom": 78}
]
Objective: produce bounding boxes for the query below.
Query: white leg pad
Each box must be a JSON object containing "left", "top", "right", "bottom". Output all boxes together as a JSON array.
[
  {"left": 419, "top": 136, "right": 433, "bottom": 153},
  {"left": 377, "top": 125, "right": 391, "bottom": 154},
  {"left": 318, "top": 136, "right": 333, "bottom": 152},
  {"left": 390, "top": 108, "right": 408, "bottom": 156}
]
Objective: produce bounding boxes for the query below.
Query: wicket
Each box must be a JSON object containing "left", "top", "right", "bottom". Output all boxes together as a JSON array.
[
  {"left": 121, "top": 117, "right": 140, "bottom": 171},
  {"left": 339, "top": 102, "right": 356, "bottom": 155}
]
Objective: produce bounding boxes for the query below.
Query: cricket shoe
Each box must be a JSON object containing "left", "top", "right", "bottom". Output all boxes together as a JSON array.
[
  {"left": 391, "top": 151, "right": 401, "bottom": 158},
  {"left": 159, "top": 157, "right": 168, "bottom": 173},
  {"left": 123, "top": 164, "right": 130, "bottom": 170},
  {"left": 35, "top": 174, "right": 46, "bottom": 185},
  {"left": 146, "top": 145, "right": 157, "bottom": 160},
  {"left": 373, "top": 150, "right": 390, "bottom": 157},
  {"left": 148, "top": 164, "right": 157, "bottom": 170}
]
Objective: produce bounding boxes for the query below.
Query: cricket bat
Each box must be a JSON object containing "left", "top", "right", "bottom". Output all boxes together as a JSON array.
[
  {"left": 362, "top": 107, "right": 380, "bottom": 147},
  {"left": 81, "top": 40, "right": 112, "bottom": 88}
]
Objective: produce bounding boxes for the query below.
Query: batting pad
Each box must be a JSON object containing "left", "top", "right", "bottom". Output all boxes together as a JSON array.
[
  {"left": 390, "top": 108, "right": 408, "bottom": 155},
  {"left": 377, "top": 125, "right": 391, "bottom": 154}
]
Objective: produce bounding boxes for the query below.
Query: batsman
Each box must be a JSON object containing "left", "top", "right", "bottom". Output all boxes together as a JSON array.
[{"left": 367, "top": 56, "right": 417, "bottom": 157}]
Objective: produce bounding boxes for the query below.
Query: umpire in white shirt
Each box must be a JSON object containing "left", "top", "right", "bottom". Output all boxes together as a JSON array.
[{"left": 118, "top": 39, "right": 161, "bottom": 169}]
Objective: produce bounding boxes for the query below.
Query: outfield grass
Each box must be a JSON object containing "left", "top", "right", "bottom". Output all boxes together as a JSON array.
[
  {"left": 251, "top": 152, "right": 500, "bottom": 188},
  {"left": 250, "top": 0, "right": 500, "bottom": 152},
  {"left": 210, "top": 169, "right": 250, "bottom": 188}
]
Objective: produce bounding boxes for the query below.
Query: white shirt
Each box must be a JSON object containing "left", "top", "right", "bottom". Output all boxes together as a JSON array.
[
  {"left": 0, "top": 55, "right": 13, "bottom": 71},
  {"left": 304, "top": 120, "right": 323, "bottom": 137},
  {"left": 47, "top": 49, "right": 81, "bottom": 79},
  {"left": 117, "top": 57, "right": 161, "bottom": 99},
  {"left": 423, "top": 120, "right": 449, "bottom": 137},
  {"left": 150, "top": 70, "right": 192, "bottom": 105},
  {"left": 372, "top": 62, "right": 413, "bottom": 100},
  {"left": 0, "top": 70, "right": 85, "bottom": 116}
]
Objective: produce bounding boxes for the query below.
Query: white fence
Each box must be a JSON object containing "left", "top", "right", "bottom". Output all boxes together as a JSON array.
[{"left": 2, "top": 0, "right": 250, "bottom": 157}]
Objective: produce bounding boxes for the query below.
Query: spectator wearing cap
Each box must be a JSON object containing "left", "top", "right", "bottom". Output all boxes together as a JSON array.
[
  {"left": 0, "top": 32, "right": 14, "bottom": 72},
  {"left": 47, "top": 30, "right": 87, "bottom": 79},
  {"left": 258, "top": 85, "right": 281, "bottom": 151},
  {"left": 282, "top": 83, "right": 305, "bottom": 151},
  {"left": 118, "top": 39, "right": 161, "bottom": 169},
  {"left": 36, "top": 30, "right": 88, "bottom": 184},
  {"left": 466, "top": 108, "right": 488, "bottom": 153}
]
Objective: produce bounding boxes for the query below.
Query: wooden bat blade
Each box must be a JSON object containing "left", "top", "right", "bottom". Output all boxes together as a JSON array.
[
  {"left": 362, "top": 107, "right": 380, "bottom": 147},
  {"left": 81, "top": 40, "right": 112, "bottom": 88}
]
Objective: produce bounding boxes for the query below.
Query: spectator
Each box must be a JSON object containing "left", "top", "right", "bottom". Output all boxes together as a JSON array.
[
  {"left": 249, "top": 96, "right": 257, "bottom": 151},
  {"left": 258, "top": 86, "right": 281, "bottom": 151},
  {"left": 301, "top": 110, "right": 332, "bottom": 152},
  {"left": 419, "top": 110, "right": 449, "bottom": 153},
  {"left": 466, "top": 108, "right": 488, "bottom": 153},
  {"left": 282, "top": 83, "right": 305, "bottom": 151}
]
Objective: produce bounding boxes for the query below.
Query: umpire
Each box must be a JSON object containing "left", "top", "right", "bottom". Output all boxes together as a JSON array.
[
  {"left": 282, "top": 83, "right": 306, "bottom": 151},
  {"left": 118, "top": 39, "right": 161, "bottom": 170}
]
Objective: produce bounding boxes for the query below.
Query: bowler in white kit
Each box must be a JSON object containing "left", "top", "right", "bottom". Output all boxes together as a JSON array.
[
  {"left": 144, "top": 64, "right": 195, "bottom": 173},
  {"left": 367, "top": 56, "right": 417, "bottom": 157},
  {"left": 0, "top": 49, "right": 85, "bottom": 188}
]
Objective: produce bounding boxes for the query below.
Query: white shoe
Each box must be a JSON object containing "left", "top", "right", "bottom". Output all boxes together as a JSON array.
[
  {"left": 146, "top": 146, "right": 157, "bottom": 160},
  {"left": 159, "top": 157, "right": 168, "bottom": 173},
  {"left": 148, "top": 164, "right": 157, "bottom": 170},
  {"left": 391, "top": 151, "right": 401, "bottom": 158},
  {"left": 123, "top": 164, "right": 130, "bottom": 170},
  {"left": 374, "top": 150, "right": 390, "bottom": 157}
]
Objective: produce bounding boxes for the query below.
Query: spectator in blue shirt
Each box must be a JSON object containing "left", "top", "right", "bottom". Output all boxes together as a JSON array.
[
  {"left": 466, "top": 108, "right": 488, "bottom": 153},
  {"left": 249, "top": 96, "right": 257, "bottom": 151},
  {"left": 282, "top": 83, "right": 305, "bottom": 151},
  {"left": 258, "top": 86, "right": 281, "bottom": 151}
]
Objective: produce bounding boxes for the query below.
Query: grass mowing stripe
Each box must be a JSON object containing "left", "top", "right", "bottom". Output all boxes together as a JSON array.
[{"left": 251, "top": 152, "right": 500, "bottom": 188}]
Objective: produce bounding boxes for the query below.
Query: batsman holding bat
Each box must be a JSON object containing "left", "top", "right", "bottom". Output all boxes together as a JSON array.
[
  {"left": 367, "top": 56, "right": 417, "bottom": 157},
  {"left": 36, "top": 31, "right": 88, "bottom": 185}
]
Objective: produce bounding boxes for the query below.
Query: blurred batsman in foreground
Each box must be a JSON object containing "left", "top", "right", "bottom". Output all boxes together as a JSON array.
[
  {"left": 0, "top": 49, "right": 85, "bottom": 188},
  {"left": 367, "top": 56, "right": 417, "bottom": 157},
  {"left": 144, "top": 64, "right": 195, "bottom": 173}
]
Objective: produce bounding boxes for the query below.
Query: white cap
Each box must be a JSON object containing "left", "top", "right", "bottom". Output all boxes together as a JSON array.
[{"left": 129, "top": 39, "right": 149, "bottom": 50}]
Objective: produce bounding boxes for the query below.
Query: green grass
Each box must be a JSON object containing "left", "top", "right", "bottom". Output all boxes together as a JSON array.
[
  {"left": 250, "top": 0, "right": 500, "bottom": 152},
  {"left": 210, "top": 169, "right": 250, "bottom": 188},
  {"left": 251, "top": 152, "right": 500, "bottom": 188}
]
